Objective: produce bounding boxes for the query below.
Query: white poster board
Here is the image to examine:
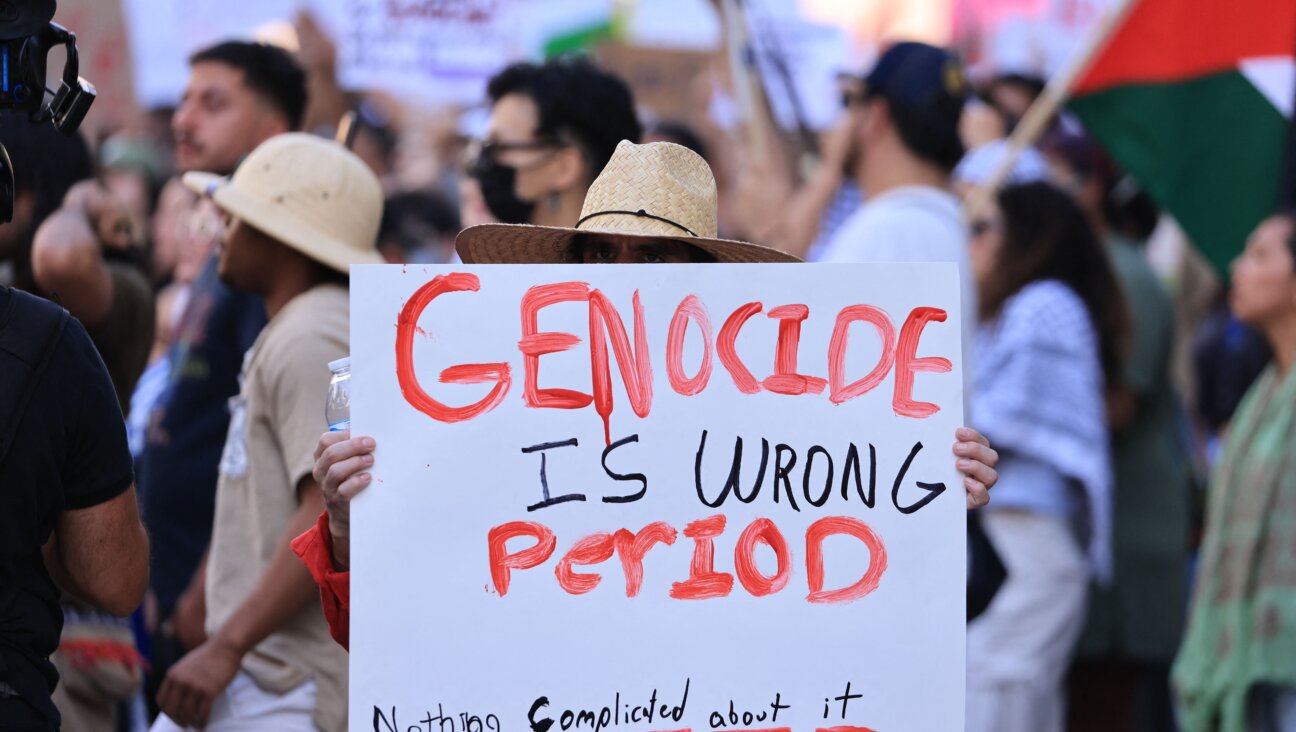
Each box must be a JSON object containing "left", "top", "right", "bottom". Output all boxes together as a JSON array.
[
  {"left": 122, "top": 0, "right": 316, "bottom": 108},
  {"left": 743, "top": 0, "right": 854, "bottom": 133},
  {"left": 121, "top": 0, "right": 611, "bottom": 109},
  {"left": 122, "top": 0, "right": 517, "bottom": 108},
  {"left": 52, "top": 0, "right": 137, "bottom": 136},
  {"left": 331, "top": 0, "right": 522, "bottom": 105},
  {"left": 351, "top": 263, "right": 966, "bottom": 732}
]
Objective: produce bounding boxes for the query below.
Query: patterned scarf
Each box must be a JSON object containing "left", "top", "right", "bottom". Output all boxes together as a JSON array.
[
  {"left": 1173, "top": 365, "right": 1296, "bottom": 732},
  {"left": 972, "top": 279, "right": 1113, "bottom": 579}
]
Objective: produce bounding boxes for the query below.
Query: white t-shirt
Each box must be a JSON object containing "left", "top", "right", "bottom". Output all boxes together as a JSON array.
[{"left": 815, "top": 185, "right": 977, "bottom": 398}]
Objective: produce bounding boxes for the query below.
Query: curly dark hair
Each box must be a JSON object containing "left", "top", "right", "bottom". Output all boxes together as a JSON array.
[
  {"left": 979, "top": 181, "right": 1131, "bottom": 387},
  {"left": 487, "top": 56, "right": 642, "bottom": 183}
]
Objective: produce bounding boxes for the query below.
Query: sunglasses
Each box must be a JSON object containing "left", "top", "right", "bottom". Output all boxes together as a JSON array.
[
  {"left": 840, "top": 86, "right": 873, "bottom": 109},
  {"left": 468, "top": 138, "right": 561, "bottom": 163},
  {"left": 969, "top": 219, "right": 999, "bottom": 237}
]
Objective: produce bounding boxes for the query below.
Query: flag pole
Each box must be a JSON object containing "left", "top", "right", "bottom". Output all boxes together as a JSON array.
[
  {"left": 718, "top": 0, "right": 775, "bottom": 168},
  {"left": 965, "top": 0, "right": 1141, "bottom": 218},
  {"left": 1281, "top": 58, "right": 1296, "bottom": 208}
]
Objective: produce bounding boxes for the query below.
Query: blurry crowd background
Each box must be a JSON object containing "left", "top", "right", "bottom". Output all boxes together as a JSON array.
[{"left": 0, "top": 0, "right": 1293, "bottom": 731}]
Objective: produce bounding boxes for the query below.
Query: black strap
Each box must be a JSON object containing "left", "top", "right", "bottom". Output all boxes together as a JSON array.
[
  {"left": 966, "top": 509, "right": 1007, "bottom": 621},
  {"left": 0, "top": 288, "right": 68, "bottom": 467},
  {"left": 576, "top": 209, "right": 698, "bottom": 237}
]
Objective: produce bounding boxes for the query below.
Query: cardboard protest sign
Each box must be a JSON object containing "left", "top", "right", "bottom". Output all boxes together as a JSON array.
[
  {"left": 350, "top": 263, "right": 966, "bottom": 732},
  {"left": 52, "top": 0, "right": 136, "bottom": 136},
  {"left": 596, "top": 44, "right": 717, "bottom": 126}
]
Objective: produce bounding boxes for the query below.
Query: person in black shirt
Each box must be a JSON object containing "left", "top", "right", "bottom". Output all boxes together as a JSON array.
[{"left": 0, "top": 287, "right": 149, "bottom": 731}]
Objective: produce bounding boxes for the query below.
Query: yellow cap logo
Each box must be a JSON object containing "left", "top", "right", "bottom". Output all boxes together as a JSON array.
[{"left": 943, "top": 61, "right": 967, "bottom": 97}]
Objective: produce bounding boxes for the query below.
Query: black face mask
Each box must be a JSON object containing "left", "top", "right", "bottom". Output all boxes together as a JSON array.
[{"left": 471, "top": 155, "right": 535, "bottom": 225}]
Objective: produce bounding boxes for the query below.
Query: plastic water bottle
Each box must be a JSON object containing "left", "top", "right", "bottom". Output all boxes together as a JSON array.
[{"left": 325, "top": 357, "right": 352, "bottom": 432}]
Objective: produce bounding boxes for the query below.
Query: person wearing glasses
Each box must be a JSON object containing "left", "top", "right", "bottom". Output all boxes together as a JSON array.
[{"left": 467, "top": 57, "right": 642, "bottom": 228}]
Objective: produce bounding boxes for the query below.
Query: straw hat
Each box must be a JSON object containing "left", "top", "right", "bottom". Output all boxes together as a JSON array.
[
  {"left": 183, "top": 133, "right": 385, "bottom": 274},
  {"left": 456, "top": 140, "right": 801, "bottom": 264}
]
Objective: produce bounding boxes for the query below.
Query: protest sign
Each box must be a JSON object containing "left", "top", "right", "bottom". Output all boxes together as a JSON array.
[
  {"left": 956, "top": 0, "right": 1118, "bottom": 76},
  {"left": 741, "top": 0, "right": 853, "bottom": 133},
  {"left": 52, "top": 0, "right": 136, "bottom": 136},
  {"left": 120, "top": 0, "right": 614, "bottom": 108},
  {"left": 332, "top": 0, "right": 520, "bottom": 106},
  {"left": 350, "top": 263, "right": 967, "bottom": 732},
  {"left": 597, "top": 44, "right": 716, "bottom": 126},
  {"left": 337, "top": 0, "right": 618, "bottom": 102},
  {"left": 121, "top": 0, "right": 311, "bottom": 108},
  {"left": 121, "top": 0, "right": 524, "bottom": 108}
]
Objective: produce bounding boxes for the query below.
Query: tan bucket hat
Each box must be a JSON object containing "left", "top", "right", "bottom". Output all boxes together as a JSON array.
[
  {"left": 456, "top": 140, "right": 801, "bottom": 264},
  {"left": 183, "top": 133, "right": 385, "bottom": 274}
]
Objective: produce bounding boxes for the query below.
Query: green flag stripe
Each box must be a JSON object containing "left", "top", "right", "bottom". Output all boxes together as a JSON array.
[
  {"left": 1071, "top": 71, "right": 1288, "bottom": 275},
  {"left": 543, "top": 21, "right": 616, "bottom": 58}
]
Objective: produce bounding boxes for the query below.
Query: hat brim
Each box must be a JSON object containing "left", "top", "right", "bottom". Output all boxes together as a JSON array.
[
  {"left": 182, "top": 171, "right": 385, "bottom": 274},
  {"left": 456, "top": 223, "right": 802, "bottom": 265},
  {"left": 182, "top": 171, "right": 225, "bottom": 198}
]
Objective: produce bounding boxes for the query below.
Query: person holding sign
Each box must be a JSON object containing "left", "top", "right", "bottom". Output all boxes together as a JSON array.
[
  {"left": 292, "top": 141, "right": 1000, "bottom": 650},
  {"left": 152, "top": 134, "right": 384, "bottom": 732}
]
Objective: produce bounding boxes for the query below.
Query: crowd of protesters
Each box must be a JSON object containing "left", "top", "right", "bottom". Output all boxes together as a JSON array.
[{"left": 0, "top": 14, "right": 1293, "bottom": 732}]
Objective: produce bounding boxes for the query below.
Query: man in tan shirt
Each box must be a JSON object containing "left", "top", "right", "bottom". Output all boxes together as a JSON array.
[{"left": 152, "top": 133, "right": 384, "bottom": 732}]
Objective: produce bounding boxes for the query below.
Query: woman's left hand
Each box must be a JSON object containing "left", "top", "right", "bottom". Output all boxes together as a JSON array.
[{"left": 953, "top": 427, "right": 998, "bottom": 509}]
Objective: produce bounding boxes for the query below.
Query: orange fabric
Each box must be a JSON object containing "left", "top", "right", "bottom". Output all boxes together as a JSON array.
[{"left": 291, "top": 512, "right": 350, "bottom": 651}]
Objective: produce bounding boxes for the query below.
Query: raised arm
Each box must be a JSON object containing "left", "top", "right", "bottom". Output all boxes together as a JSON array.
[{"left": 30, "top": 181, "right": 139, "bottom": 326}]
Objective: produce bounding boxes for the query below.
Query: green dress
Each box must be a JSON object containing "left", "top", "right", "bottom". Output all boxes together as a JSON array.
[
  {"left": 1172, "top": 364, "right": 1296, "bottom": 731},
  {"left": 1077, "top": 236, "right": 1191, "bottom": 662}
]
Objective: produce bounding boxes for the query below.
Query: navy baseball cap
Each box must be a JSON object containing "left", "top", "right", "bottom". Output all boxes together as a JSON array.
[{"left": 863, "top": 41, "right": 969, "bottom": 120}]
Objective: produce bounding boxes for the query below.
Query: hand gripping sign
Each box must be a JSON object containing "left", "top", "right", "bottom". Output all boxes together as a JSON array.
[{"left": 350, "top": 263, "right": 966, "bottom": 732}]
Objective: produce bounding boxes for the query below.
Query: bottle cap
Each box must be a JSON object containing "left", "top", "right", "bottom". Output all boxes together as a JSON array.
[{"left": 328, "top": 357, "right": 352, "bottom": 373}]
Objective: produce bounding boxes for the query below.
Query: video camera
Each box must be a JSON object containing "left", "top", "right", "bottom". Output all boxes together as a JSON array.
[{"left": 0, "top": 0, "right": 95, "bottom": 222}]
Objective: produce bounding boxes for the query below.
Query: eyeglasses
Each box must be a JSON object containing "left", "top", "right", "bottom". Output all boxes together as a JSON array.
[
  {"left": 840, "top": 81, "right": 875, "bottom": 109},
  {"left": 461, "top": 138, "right": 564, "bottom": 174},
  {"left": 969, "top": 218, "right": 1000, "bottom": 237},
  {"left": 467, "top": 138, "right": 561, "bottom": 164}
]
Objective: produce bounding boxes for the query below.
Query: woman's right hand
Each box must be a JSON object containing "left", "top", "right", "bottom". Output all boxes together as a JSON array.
[{"left": 313, "top": 430, "right": 376, "bottom": 556}]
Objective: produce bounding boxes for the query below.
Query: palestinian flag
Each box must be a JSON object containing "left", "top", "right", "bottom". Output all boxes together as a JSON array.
[{"left": 1070, "top": 0, "right": 1296, "bottom": 274}]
